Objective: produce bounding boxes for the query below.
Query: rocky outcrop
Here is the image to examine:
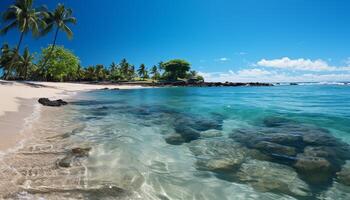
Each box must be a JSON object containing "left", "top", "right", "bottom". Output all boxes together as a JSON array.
[
  {"left": 235, "top": 159, "right": 311, "bottom": 197},
  {"left": 38, "top": 98, "right": 68, "bottom": 107},
  {"left": 230, "top": 117, "right": 350, "bottom": 186}
]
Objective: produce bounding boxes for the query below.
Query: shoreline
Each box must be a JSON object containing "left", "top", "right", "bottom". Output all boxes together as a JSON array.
[
  {"left": 0, "top": 80, "right": 144, "bottom": 153},
  {"left": 0, "top": 98, "right": 39, "bottom": 155}
]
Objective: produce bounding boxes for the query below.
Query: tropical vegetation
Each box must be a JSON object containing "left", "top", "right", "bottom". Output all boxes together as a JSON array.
[{"left": 0, "top": 0, "right": 204, "bottom": 82}]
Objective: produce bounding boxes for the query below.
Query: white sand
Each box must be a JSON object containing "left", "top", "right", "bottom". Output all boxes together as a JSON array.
[
  {"left": 0, "top": 80, "right": 143, "bottom": 151},
  {"left": 0, "top": 80, "right": 142, "bottom": 116}
]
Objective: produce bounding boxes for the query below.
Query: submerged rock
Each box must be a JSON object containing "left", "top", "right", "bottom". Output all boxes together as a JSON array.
[
  {"left": 253, "top": 141, "right": 297, "bottom": 157},
  {"left": 189, "top": 139, "right": 247, "bottom": 174},
  {"left": 72, "top": 147, "right": 92, "bottom": 157},
  {"left": 58, "top": 155, "right": 74, "bottom": 168},
  {"left": 294, "top": 154, "right": 334, "bottom": 184},
  {"left": 319, "top": 182, "right": 350, "bottom": 200},
  {"left": 200, "top": 129, "right": 222, "bottom": 138},
  {"left": 263, "top": 116, "right": 294, "bottom": 127},
  {"left": 236, "top": 159, "right": 311, "bottom": 197},
  {"left": 57, "top": 147, "right": 92, "bottom": 168},
  {"left": 174, "top": 116, "right": 223, "bottom": 132},
  {"left": 337, "top": 161, "right": 350, "bottom": 186},
  {"left": 174, "top": 126, "right": 200, "bottom": 143},
  {"left": 204, "top": 158, "right": 240, "bottom": 172},
  {"left": 165, "top": 134, "right": 185, "bottom": 145},
  {"left": 38, "top": 98, "right": 68, "bottom": 107},
  {"left": 230, "top": 116, "right": 350, "bottom": 189}
]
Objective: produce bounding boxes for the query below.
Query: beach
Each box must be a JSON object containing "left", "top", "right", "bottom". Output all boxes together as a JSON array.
[
  {"left": 0, "top": 81, "right": 146, "bottom": 198},
  {"left": 0, "top": 80, "right": 143, "bottom": 151}
]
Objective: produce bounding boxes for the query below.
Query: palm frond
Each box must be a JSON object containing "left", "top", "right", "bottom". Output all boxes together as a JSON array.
[
  {"left": 40, "top": 23, "right": 53, "bottom": 36},
  {"left": 62, "top": 23, "right": 73, "bottom": 39},
  {"left": 2, "top": 8, "right": 17, "bottom": 21},
  {"left": 63, "top": 17, "right": 76, "bottom": 24},
  {"left": 0, "top": 20, "right": 17, "bottom": 35}
]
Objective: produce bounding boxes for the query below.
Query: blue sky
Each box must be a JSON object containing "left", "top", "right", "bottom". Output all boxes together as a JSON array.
[{"left": 1, "top": 0, "right": 350, "bottom": 82}]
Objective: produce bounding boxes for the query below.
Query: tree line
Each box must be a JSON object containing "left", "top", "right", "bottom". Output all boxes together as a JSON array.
[{"left": 0, "top": 0, "right": 204, "bottom": 82}]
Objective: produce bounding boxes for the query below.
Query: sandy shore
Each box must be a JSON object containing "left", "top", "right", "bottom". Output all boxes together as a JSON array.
[{"left": 0, "top": 80, "right": 143, "bottom": 151}]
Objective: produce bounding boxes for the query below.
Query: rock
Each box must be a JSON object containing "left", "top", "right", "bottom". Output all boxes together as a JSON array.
[
  {"left": 303, "top": 146, "right": 337, "bottom": 158},
  {"left": 174, "top": 117, "right": 222, "bottom": 132},
  {"left": 302, "top": 131, "right": 341, "bottom": 146},
  {"left": 337, "top": 161, "right": 350, "bottom": 186},
  {"left": 253, "top": 141, "right": 297, "bottom": 157},
  {"left": 230, "top": 118, "right": 350, "bottom": 193},
  {"left": 38, "top": 98, "right": 68, "bottom": 107},
  {"left": 58, "top": 147, "right": 91, "bottom": 168},
  {"left": 294, "top": 154, "right": 334, "bottom": 184},
  {"left": 200, "top": 129, "right": 222, "bottom": 138},
  {"left": 319, "top": 182, "right": 350, "bottom": 200},
  {"left": 189, "top": 140, "right": 247, "bottom": 173},
  {"left": 58, "top": 155, "right": 74, "bottom": 168},
  {"left": 264, "top": 133, "right": 303, "bottom": 147},
  {"left": 174, "top": 126, "right": 200, "bottom": 143},
  {"left": 236, "top": 159, "right": 311, "bottom": 197},
  {"left": 263, "top": 116, "right": 294, "bottom": 127},
  {"left": 165, "top": 134, "right": 185, "bottom": 145},
  {"left": 72, "top": 147, "right": 92, "bottom": 157},
  {"left": 205, "top": 158, "right": 240, "bottom": 171}
]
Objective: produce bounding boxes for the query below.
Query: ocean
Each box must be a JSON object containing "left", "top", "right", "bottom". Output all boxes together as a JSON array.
[{"left": 8, "top": 85, "right": 350, "bottom": 199}]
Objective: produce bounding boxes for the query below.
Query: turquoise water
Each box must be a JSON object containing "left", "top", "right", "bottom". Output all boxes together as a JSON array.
[{"left": 66, "top": 85, "right": 350, "bottom": 199}]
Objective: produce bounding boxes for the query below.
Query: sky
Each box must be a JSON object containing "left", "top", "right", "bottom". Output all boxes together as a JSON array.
[{"left": 1, "top": 0, "right": 350, "bottom": 82}]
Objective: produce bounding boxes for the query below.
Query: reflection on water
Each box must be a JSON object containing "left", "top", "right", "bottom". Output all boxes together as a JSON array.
[{"left": 1, "top": 85, "right": 350, "bottom": 199}]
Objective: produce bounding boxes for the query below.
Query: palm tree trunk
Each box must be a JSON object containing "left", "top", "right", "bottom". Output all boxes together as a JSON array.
[
  {"left": 24, "top": 64, "right": 28, "bottom": 80},
  {"left": 16, "top": 31, "right": 25, "bottom": 51},
  {"left": 42, "top": 27, "right": 59, "bottom": 81},
  {"left": 3, "top": 31, "right": 24, "bottom": 80}
]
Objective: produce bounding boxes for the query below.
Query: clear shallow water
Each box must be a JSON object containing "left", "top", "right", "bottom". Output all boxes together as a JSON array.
[{"left": 64, "top": 85, "right": 350, "bottom": 199}]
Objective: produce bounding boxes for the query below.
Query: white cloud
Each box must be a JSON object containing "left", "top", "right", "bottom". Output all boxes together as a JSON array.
[
  {"left": 199, "top": 57, "right": 350, "bottom": 83},
  {"left": 256, "top": 57, "right": 337, "bottom": 71},
  {"left": 346, "top": 57, "right": 350, "bottom": 66},
  {"left": 198, "top": 69, "right": 350, "bottom": 83},
  {"left": 237, "top": 69, "right": 272, "bottom": 76},
  {"left": 215, "top": 57, "right": 230, "bottom": 62}
]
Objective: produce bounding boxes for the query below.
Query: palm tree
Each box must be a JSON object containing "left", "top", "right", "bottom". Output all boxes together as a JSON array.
[
  {"left": 150, "top": 65, "right": 160, "bottom": 80},
  {"left": 189, "top": 70, "right": 197, "bottom": 78},
  {"left": 40, "top": 3, "right": 76, "bottom": 73},
  {"left": 0, "top": 0, "right": 46, "bottom": 79},
  {"left": 128, "top": 65, "right": 136, "bottom": 80},
  {"left": 85, "top": 66, "right": 96, "bottom": 81},
  {"left": 16, "top": 47, "right": 34, "bottom": 79},
  {"left": 76, "top": 64, "right": 83, "bottom": 81},
  {"left": 137, "top": 64, "right": 147, "bottom": 80},
  {"left": 119, "top": 58, "right": 129, "bottom": 80},
  {"left": 110, "top": 62, "right": 117, "bottom": 74},
  {"left": 95, "top": 64, "right": 104, "bottom": 81},
  {"left": 0, "top": 44, "right": 15, "bottom": 78}
]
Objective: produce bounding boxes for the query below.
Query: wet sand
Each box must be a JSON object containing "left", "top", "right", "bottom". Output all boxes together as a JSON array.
[
  {"left": 0, "top": 80, "right": 143, "bottom": 152},
  {"left": 0, "top": 105, "right": 88, "bottom": 199},
  {"left": 0, "top": 81, "right": 145, "bottom": 199},
  {"left": 0, "top": 98, "right": 37, "bottom": 151}
]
